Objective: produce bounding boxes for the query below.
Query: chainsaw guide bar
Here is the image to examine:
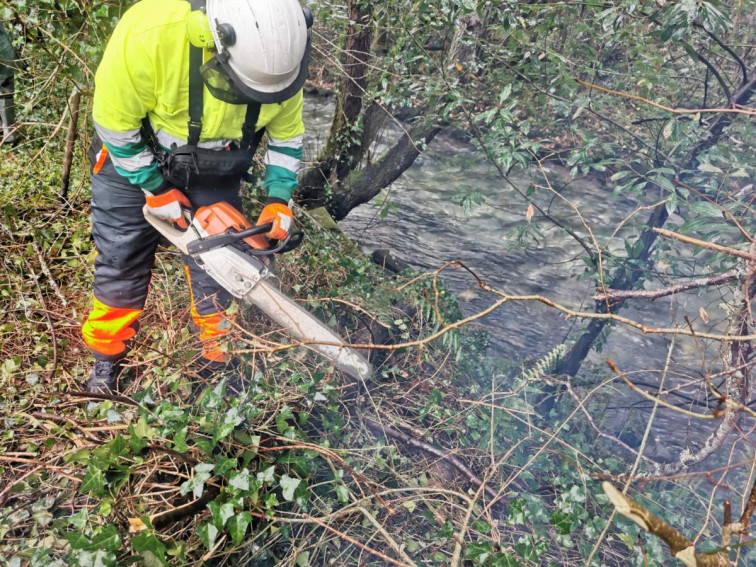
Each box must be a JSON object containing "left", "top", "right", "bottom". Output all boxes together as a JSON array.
[{"left": 144, "top": 205, "right": 372, "bottom": 381}]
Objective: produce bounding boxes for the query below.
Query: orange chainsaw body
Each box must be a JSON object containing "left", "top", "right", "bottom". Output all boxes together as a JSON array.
[{"left": 193, "top": 202, "right": 269, "bottom": 250}]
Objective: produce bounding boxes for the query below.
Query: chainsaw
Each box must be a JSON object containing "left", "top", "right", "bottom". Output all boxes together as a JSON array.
[{"left": 143, "top": 202, "right": 372, "bottom": 382}]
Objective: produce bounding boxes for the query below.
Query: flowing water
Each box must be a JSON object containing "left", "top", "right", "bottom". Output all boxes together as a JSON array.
[{"left": 303, "top": 96, "right": 739, "bottom": 460}]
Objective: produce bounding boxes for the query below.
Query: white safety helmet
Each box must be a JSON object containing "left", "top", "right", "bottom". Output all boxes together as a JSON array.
[{"left": 201, "top": 0, "right": 312, "bottom": 104}]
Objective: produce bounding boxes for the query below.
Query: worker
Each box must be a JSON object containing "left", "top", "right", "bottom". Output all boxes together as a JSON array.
[
  {"left": 0, "top": 23, "right": 19, "bottom": 145},
  {"left": 82, "top": 0, "right": 310, "bottom": 393}
]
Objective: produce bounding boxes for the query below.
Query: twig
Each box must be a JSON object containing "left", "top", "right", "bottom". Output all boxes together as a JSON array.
[
  {"left": 594, "top": 270, "right": 739, "bottom": 302},
  {"left": 362, "top": 417, "right": 504, "bottom": 505},
  {"left": 607, "top": 359, "right": 716, "bottom": 420},
  {"left": 587, "top": 339, "right": 676, "bottom": 565},
  {"left": 575, "top": 79, "right": 755, "bottom": 116},
  {"left": 30, "top": 411, "right": 100, "bottom": 444},
  {"left": 303, "top": 513, "right": 415, "bottom": 567},
  {"left": 66, "top": 390, "right": 140, "bottom": 407},
  {"left": 31, "top": 239, "right": 68, "bottom": 308},
  {"left": 0, "top": 465, "right": 43, "bottom": 507},
  {"left": 357, "top": 507, "right": 416, "bottom": 566},
  {"left": 654, "top": 228, "right": 756, "bottom": 262},
  {"left": 738, "top": 460, "right": 756, "bottom": 530}
]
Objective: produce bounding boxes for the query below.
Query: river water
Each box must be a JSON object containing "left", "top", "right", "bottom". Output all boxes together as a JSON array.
[{"left": 303, "top": 97, "right": 741, "bottom": 462}]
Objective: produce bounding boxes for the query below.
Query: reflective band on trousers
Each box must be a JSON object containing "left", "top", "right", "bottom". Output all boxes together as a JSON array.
[
  {"left": 185, "top": 266, "right": 232, "bottom": 363},
  {"left": 82, "top": 296, "right": 141, "bottom": 357}
]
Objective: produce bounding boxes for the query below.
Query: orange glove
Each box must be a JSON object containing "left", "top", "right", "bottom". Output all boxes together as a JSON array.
[
  {"left": 256, "top": 200, "right": 293, "bottom": 240},
  {"left": 144, "top": 188, "right": 192, "bottom": 229}
]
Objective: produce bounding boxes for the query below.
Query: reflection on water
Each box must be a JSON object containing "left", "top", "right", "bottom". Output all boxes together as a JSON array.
[{"left": 303, "top": 96, "right": 741, "bottom": 460}]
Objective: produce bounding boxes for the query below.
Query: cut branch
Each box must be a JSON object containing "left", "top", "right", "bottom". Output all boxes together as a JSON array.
[
  {"left": 594, "top": 270, "right": 739, "bottom": 302},
  {"left": 603, "top": 482, "right": 729, "bottom": 567}
]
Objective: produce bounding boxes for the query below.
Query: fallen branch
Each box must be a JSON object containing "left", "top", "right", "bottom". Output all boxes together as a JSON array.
[
  {"left": 61, "top": 86, "right": 81, "bottom": 201},
  {"left": 603, "top": 482, "right": 729, "bottom": 566},
  {"left": 594, "top": 270, "right": 739, "bottom": 302}
]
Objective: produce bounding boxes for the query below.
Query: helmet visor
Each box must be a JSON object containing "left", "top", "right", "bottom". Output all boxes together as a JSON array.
[
  {"left": 202, "top": 39, "right": 312, "bottom": 105},
  {"left": 200, "top": 56, "right": 253, "bottom": 105}
]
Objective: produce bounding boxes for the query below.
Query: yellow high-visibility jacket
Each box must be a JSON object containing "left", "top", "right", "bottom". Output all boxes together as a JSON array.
[{"left": 93, "top": 0, "right": 304, "bottom": 201}]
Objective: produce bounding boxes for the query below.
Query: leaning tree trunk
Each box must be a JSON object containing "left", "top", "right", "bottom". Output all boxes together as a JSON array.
[{"left": 300, "top": 8, "right": 488, "bottom": 220}]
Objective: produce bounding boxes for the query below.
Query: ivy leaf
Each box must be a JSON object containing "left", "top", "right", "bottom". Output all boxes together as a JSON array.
[
  {"left": 208, "top": 501, "right": 235, "bottom": 529},
  {"left": 227, "top": 511, "right": 252, "bottom": 546},
  {"left": 280, "top": 475, "right": 301, "bottom": 502},
  {"left": 465, "top": 541, "right": 492, "bottom": 561},
  {"left": 89, "top": 525, "right": 122, "bottom": 553},
  {"left": 197, "top": 522, "right": 218, "bottom": 551},
  {"left": 229, "top": 468, "right": 251, "bottom": 491},
  {"left": 214, "top": 407, "right": 244, "bottom": 443},
  {"left": 180, "top": 464, "right": 214, "bottom": 498},
  {"left": 257, "top": 466, "right": 275, "bottom": 484},
  {"left": 436, "top": 521, "right": 454, "bottom": 539},
  {"left": 63, "top": 531, "right": 90, "bottom": 550},
  {"left": 130, "top": 532, "right": 168, "bottom": 567},
  {"left": 80, "top": 466, "right": 106, "bottom": 496},
  {"left": 334, "top": 483, "right": 349, "bottom": 503},
  {"left": 550, "top": 511, "right": 575, "bottom": 535},
  {"left": 173, "top": 427, "right": 188, "bottom": 454},
  {"left": 133, "top": 415, "right": 156, "bottom": 440}
]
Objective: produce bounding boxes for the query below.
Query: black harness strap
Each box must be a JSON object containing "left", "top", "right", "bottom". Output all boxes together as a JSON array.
[
  {"left": 240, "top": 102, "right": 264, "bottom": 150},
  {"left": 187, "top": 42, "right": 204, "bottom": 146},
  {"left": 187, "top": 0, "right": 205, "bottom": 146}
]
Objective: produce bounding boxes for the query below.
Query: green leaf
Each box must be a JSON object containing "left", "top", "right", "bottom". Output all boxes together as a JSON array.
[
  {"left": 280, "top": 474, "right": 301, "bottom": 502},
  {"left": 130, "top": 532, "right": 168, "bottom": 567},
  {"left": 465, "top": 541, "right": 493, "bottom": 561},
  {"left": 173, "top": 427, "right": 188, "bottom": 453},
  {"left": 80, "top": 466, "right": 106, "bottom": 496},
  {"left": 208, "top": 501, "right": 235, "bottom": 529},
  {"left": 618, "top": 533, "right": 636, "bottom": 550},
  {"left": 334, "top": 483, "right": 349, "bottom": 503},
  {"left": 65, "top": 525, "right": 122, "bottom": 553},
  {"left": 697, "top": 163, "right": 723, "bottom": 174},
  {"left": 64, "top": 531, "right": 90, "bottom": 550},
  {"left": 68, "top": 510, "right": 89, "bottom": 530},
  {"left": 133, "top": 415, "right": 156, "bottom": 440},
  {"left": 88, "top": 525, "right": 122, "bottom": 553},
  {"left": 257, "top": 466, "right": 275, "bottom": 484},
  {"left": 227, "top": 511, "right": 252, "bottom": 546},
  {"left": 436, "top": 521, "right": 454, "bottom": 539},
  {"left": 180, "top": 464, "right": 213, "bottom": 498},
  {"left": 197, "top": 522, "right": 219, "bottom": 551},
  {"left": 550, "top": 511, "right": 575, "bottom": 535},
  {"left": 229, "top": 468, "right": 251, "bottom": 491}
]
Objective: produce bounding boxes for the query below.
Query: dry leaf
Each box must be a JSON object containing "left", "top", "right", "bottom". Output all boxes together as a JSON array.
[
  {"left": 699, "top": 307, "right": 710, "bottom": 324},
  {"left": 128, "top": 517, "right": 148, "bottom": 533},
  {"left": 526, "top": 204, "right": 535, "bottom": 222}
]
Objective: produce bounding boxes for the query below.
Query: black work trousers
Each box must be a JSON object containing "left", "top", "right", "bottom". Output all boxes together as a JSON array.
[{"left": 81, "top": 148, "right": 241, "bottom": 361}]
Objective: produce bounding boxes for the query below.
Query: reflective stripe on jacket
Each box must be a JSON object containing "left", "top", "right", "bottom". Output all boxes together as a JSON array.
[{"left": 93, "top": 0, "right": 304, "bottom": 200}]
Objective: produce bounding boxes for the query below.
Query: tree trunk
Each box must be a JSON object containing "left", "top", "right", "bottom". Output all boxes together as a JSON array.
[
  {"left": 329, "top": 120, "right": 441, "bottom": 220},
  {"left": 300, "top": 10, "right": 487, "bottom": 219}
]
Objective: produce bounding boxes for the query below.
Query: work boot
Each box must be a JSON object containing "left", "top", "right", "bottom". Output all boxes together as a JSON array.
[{"left": 86, "top": 359, "right": 122, "bottom": 394}]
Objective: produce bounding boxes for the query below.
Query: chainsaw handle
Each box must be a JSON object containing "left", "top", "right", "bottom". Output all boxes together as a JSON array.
[{"left": 186, "top": 222, "right": 288, "bottom": 255}]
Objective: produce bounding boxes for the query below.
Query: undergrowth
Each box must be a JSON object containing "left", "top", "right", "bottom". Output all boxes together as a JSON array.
[{"left": 0, "top": 140, "right": 742, "bottom": 567}]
